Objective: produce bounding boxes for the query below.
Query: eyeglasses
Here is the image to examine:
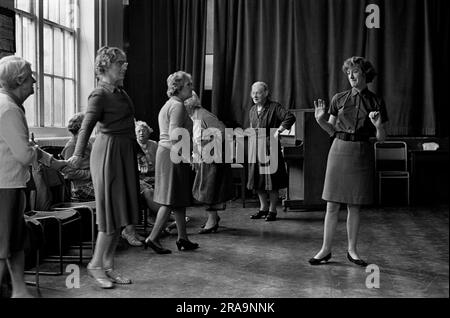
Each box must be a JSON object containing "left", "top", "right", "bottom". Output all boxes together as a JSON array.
[{"left": 115, "top": 60, "right": 128, "bottom": 67}]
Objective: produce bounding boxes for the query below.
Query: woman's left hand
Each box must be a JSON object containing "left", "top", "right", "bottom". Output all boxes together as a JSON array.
[{"left": 369, "top": 111, "right": 382, "bottom": 128}]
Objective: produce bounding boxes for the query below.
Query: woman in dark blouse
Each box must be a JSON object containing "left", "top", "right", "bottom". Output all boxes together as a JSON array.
[
  {"left": 248, "top": 82, "right": 295, "bottom": 222},
  {"left": 309, "top": 56, "right": 387, "bottom": 267},
  {"left": 68, "top": 47, "right": 140, "bottom": 288}
]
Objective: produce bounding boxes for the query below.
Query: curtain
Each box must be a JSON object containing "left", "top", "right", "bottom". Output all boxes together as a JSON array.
[
  {"left": 212, "top": 0, "right": 449, "bottom": 136},
  {"left": 124, "top": 0, "right": 207, "bottom": 137}
]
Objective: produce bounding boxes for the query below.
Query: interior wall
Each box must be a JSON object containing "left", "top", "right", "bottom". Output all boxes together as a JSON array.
[{"left": 0, "top": 0, "right": 13, "bottom": 9}]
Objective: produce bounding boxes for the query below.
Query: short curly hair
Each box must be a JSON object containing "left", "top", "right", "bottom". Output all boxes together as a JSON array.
[
  {"left": 94, "top": 46, "right": 126, "bottom": 77},
  {"left": 166, "top": 71, "right": 192, "bottom": 97},
  {"left": 135, "top": 120, "right": 153, "bottom": 135},
  {"left": 67, "top": 112, "right": 85, "bottom": 135},
  {"left": 342, "top": 56, "right": 377, "bottom": 83}
]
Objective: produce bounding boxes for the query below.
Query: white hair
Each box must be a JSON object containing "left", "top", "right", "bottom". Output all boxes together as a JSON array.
[
  {"left": 0, "top": 55, "right": 32, "bottom": 90},
  {"left": 251, "top": 81, "right": 269, "bottom": 92}
]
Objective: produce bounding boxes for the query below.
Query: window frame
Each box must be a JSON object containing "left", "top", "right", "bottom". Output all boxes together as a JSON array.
[{"left": 14, "top": 0, "right": 79, "bottom": 129}]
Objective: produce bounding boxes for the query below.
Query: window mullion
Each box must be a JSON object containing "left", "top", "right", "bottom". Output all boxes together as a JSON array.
[
  {"left": 37, "top": 0, "right": 45, "bottom": 127},
  {"left": 51, "top": 27, "right": 55, "bottom": 127}
]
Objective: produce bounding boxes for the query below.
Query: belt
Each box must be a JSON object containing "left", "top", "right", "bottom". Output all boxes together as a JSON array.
[{"left": 334, "top": 132, "right": 369, "bottom": 142}]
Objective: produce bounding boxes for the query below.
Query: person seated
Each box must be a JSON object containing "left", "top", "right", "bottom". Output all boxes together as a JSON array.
[
  {"left": 60, "top": 112, "right": 95, "bottom": 201},
  {"left": 120, "top": 121, "right": 160, "bottom": 246}
]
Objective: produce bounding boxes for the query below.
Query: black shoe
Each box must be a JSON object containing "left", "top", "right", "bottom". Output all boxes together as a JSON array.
[
  {"left": 250, "top": 210, "right": 269, "bottom": 219},
  {"left": 308, "top": 252, "right": 332, "bottom": 265},
  {"left": 265, "top": 212, "right": 277, "bottom": 222},
  {"left": 176, "top": 239, "right": 199, "bottom": 251},
  {"left": 198, "top": 222, "right": 219, "bottom": 234},
  {"left": 143, "top": 239, "right": 172, "bottom": 254},
  {"left": 347, "top": 252, "right": 368, "bottom": 267}
]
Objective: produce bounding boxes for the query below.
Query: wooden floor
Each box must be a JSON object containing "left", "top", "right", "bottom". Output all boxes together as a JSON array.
[{"left": 18, "top": 201, "right": 450, "bottom": 298}]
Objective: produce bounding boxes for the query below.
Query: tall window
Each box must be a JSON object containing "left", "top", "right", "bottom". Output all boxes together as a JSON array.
[{"left": 14, "top": 0, "right": 78, "bottom": 128}]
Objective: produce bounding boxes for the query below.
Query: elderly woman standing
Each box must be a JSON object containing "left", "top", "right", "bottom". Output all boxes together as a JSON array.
[
  {"left": 309, "top": 56, "right": 387, "bottom": 267},
  {"left": 68, "top": 47, "right": 140, "bottom": 288},
  {"left": 143, "top": 71, "right": 199, "bottom": 253},
  {"left": 184, "top": 91, "right": 233, "bottom": 233},
  {"left": 248, "top": 82, "right": 295, "bottom": 222},
  {"left": 0, "top": 56, "right": 66, "bottom": 297}
]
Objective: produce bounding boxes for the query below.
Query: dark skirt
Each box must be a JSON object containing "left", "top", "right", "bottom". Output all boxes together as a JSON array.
[
  {"left": 154, "top": 146, "right": 191, "bottom": 207},
  {"left": 90, "top": 133, "right": 140, "bottom": 234},
  {"left": 0, "top": 188, "right": 27, "bottom": 259},
  {"left": 247, "top": 140, "right": 287, "bottom": 191},
  {"left": 192, "top": 163, "right": 233, "bottom": 205},
  {"left": 322, "top": 138, "right": 374, "bottom": 205}
]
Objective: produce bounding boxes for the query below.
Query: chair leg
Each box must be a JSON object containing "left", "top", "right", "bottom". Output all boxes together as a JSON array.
[
  {"left": 79, "top": 220, "right": 83, "bottom": 265},
  {"left": 378, "top": 179, "right": 382, "bottom": 205},
  {"left": 407, "top": 179, "right": 410, "bottom": 206},
  {"left": 35, "top": 249, "right": 40, "bottom": 290},
  {"left": 58, "top": 222, "right": 63, "bottom": 275},
  {"left": 240, "top": 169, "right": 245, "bottom": 208}
]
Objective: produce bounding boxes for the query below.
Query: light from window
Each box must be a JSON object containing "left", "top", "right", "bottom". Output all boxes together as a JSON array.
[{"left": 14, "top": 0, "right": 77, "bottom": 128}]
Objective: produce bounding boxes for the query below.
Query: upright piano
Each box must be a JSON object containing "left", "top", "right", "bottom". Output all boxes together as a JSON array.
[{"left": 281, "top": 109, "right": 331, "bottom": 210}]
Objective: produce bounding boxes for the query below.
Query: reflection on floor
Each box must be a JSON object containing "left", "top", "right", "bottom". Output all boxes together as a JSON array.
[{"left": 22, "top": 201, "right": 450, "bottom": 298}]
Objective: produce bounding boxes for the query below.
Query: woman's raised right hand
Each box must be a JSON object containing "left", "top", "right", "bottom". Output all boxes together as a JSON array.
[{"left": 314, "top": 99, "right": 326, "bottom": 122}]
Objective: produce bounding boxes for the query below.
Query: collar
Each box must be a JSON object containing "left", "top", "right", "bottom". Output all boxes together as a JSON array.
[
  {"left": 255, "top": 98, "right": 270, "bottom": 108},
  {"left": 351, "top": 87, "right": 369, "bottom": 97},
  {"left": 0, "top": 88, "right": 25, "bottom": 113},
  {"left": 98, "top": 80, "right": 121, "bottom": 93},
  {"left": 170, "top": 96, "right": 183, "bottom": 103}
]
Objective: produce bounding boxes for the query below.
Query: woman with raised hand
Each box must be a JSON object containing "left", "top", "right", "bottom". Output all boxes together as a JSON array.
[{"left": 309, "top": 56, "right": 387, "bottom": 267}]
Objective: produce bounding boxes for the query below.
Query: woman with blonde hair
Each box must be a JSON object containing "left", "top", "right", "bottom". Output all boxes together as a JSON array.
[{"left": 143, "top": 71, "right": 199, "bottom": 253}]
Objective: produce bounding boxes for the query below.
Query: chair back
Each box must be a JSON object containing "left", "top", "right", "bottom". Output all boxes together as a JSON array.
[{"left": 374, "top": 141, "right": 408, "bottom": 172}]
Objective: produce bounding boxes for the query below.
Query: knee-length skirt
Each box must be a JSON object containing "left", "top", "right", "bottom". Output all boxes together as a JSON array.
[
  {"left": 192, "top": 163, "right": 233, "bottom": 205},
  {"left": 154, "top": 146, "right": 191, "bottom": 207},
  {"left": 322, "top": 138, "right": 374, "bottom": 205},
  {"left": 0, "top": 189, "right": 27, "bottom": 259},
  {"left": 90, "top": 133, "right": 140, "bottom": 234}
]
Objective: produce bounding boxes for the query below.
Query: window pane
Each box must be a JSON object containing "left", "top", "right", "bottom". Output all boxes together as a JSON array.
[
  {"left": 54, "top": 28, "right": 63, "bottom": 76},
  {"left": 43, "top": 25, "right": 53, "bottom": 74},
  {"left": 54, "top": 78, "right": 63, "bottom": 127},
  {"left": 15, "top": 0, "right": 31, "bottom": 13},
  {"left": 24, "top": 94, "right": 36, "bottom": 127},
  {"left": 64, "top": 32, "right": 74, "bottom": 77},
  {"left": 44, "top": 76, "right": 52, "bottom": 126},
  {"left": 60, "top": 0, "right": 75, "bottom": 28},
  {"left": 15, "top": 15, "right": 22, "bottom": 57},
  {"left": 65, "top": 79, "right": 75, "bottom": 125},
  {"left": 43, "top": 0, "right": 49, "bottom": 20},
  {"left": 48, "top": 0, "right": 59, "bottom": 24},
  {"left": 22, "top": 17, "right": 35, "bottom": 70},
  {"left": 59, "top": 0, "right": 67, "bottom": 26}
]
